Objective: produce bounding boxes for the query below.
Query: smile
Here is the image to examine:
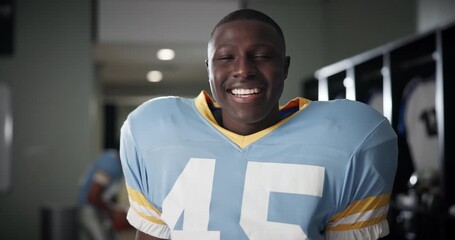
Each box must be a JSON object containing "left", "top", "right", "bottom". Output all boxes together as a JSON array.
[{"left": 230, "top": 88, "right": 263, "bottom": 97}]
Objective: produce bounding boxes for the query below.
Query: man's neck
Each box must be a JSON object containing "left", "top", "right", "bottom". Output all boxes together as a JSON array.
[{"left": 219, "top": 110, "right": 282, "bottom": 136}]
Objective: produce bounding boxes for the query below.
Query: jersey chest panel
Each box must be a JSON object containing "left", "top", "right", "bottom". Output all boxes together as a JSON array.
[{"left": 141, "top": 129, "right": 351, "bottom": 240}]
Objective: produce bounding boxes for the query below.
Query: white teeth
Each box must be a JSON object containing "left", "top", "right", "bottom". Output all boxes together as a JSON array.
[{"left": 231, "top": 88, "right": 261, "bottom": 95}]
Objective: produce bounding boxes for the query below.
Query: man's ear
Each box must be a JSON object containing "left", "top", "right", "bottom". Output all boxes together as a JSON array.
[
  {"left": 205, "top": 59, "right": 209, "bottom": 68},
  {"left": 284, "top": 56, "right": 291, "bottom": 80}
]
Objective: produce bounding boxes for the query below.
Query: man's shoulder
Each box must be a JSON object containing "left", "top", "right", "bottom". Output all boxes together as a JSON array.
[
  {"left": 129, "top": 96, "right": 193, "bottom": 119},
  {"left": 304, "top": 99, "right": 390, "bottom": 137},
  {"left": 137, "top": 96, "right": 188, "bottom": 110},
  {"left": 123, "top": 95, "right": 198, "bottom": 138},
  {"left": 311, "top": 99, "right": 384, "bottom": 119}
]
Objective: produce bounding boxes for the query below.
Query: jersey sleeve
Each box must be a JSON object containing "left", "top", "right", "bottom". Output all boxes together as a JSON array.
[
  {"left": 325, "top": 119, "right": 398, "bottom": 240},
  {"left": 120, "top": 118, "right": 171, "bottom": 239}
]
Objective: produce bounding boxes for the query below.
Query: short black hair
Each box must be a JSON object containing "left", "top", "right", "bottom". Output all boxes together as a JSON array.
[{"left": 210, "top": 8, "right": 285, "bottom": 42}]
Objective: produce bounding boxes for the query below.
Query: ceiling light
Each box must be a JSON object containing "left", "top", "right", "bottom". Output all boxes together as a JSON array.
[
  {"left": 147, "top": 70, "right": 163, "bottom": 82},
  {"left": 157, "top": 48, "right": 175, "bottom": 61}
]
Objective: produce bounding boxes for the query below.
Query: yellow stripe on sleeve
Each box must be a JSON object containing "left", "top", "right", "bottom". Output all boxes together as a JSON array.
[
  {"left": 330, "top": 193, "right": 390, "bottom": 221},
  {"left": 326, "top": 193, "right": 391, "bottom": 231},
  {"left": 326, "top": 213, "right": 387, "bottom": 231},
  {"left": 131, "top": 206, "right": 166, "bottom": 225},
  {"left": 126, "top": 185, "right": 165, "bottom": 224}
]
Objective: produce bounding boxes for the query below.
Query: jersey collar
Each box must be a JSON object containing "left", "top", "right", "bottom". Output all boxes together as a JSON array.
[{"left": 194, "top": 91, "right": 311, "bottom": 148}]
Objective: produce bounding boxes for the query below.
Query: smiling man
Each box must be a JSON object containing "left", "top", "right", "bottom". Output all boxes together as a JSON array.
[
  {"left": 120, "top": 9, "right": 398, "bottom": 240},
  {"left": 206, "top": 15, "right": 289, "bottom": 136}
]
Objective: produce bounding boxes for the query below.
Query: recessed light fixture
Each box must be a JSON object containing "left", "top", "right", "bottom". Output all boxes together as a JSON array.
[
  {"left": 147, "top": 70, "right": 163, "bottom": 82},
  {"left": 157, "top": 48, "right": 175, "bottom": 61}
]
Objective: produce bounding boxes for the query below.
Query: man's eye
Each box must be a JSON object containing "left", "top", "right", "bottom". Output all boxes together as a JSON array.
[
  {"left": 253, "top": 55, "right": 271, "bottom": 60},
  {"left": 218, "top": 55, "right": 234, "bottom": 60}
]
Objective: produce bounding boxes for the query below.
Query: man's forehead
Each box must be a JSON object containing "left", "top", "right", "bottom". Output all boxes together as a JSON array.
[
  {"left": 210, "top": 21, "right": 283, "bottom": 47},
  {"left": 210, "top": 20, "right": 283, "bottom": 45},
  {"left": 213, "top": 19, "right": 278, "bottom": 34}
]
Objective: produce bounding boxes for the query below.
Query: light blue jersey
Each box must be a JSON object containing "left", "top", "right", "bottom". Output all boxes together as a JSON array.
[{"left": 120, "top": 91, "right": 397, "bottom": 240}]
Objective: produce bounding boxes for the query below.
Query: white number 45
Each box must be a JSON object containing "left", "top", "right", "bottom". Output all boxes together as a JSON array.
[{"left": 160, "top": 158, "right": 325, "bottom": 240}]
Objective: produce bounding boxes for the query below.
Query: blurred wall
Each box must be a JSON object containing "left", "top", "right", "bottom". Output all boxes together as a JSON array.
[
  {"left": 321, "top": 0, "right": 416, "bottom": 66},
  {"left": 249, "top": 0, "right": 416, "bottom": 103},
  {"left": 249, "top": 1, "right": 325, "bottom": 104},
  {"left": 417, "top": 0, "right": 455, "bottom": 32},
  {"left": 0, "top": 0, "right": 96, "bottom": 239}
]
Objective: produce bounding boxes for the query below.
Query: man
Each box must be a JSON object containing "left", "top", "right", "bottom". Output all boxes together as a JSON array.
[
  {"left": 78, "top": 148, "right": 131, "bottom": 240},
  {"left": 120, "top": 9, "right": 398, "bottom": 240}
]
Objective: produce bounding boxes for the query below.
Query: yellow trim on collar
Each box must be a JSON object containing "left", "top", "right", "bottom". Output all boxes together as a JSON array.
[{"left": 194, "top": 91, "right": 310, "bottom": 148}]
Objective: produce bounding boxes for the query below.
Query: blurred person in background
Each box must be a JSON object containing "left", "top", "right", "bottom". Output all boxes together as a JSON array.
[{"left": 77, "top": 143, "right": 132, "bottom": 240}]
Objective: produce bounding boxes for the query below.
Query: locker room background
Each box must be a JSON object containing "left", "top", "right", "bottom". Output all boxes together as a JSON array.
[
  {"left": 1, "top": 0, "right": 455, "bottom": 239},
  {"left": 312, "top": 19, "right": 455, "bottom": 239}
]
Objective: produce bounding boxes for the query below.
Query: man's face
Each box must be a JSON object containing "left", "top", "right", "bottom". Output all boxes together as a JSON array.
[{"left": 207, "top": 20, "right": 290, "bottom": 134}]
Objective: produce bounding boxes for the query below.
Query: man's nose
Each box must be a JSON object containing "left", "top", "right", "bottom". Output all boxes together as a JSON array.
[{"left": 233, "top": 57, "right": 256, "bottom": 79}]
